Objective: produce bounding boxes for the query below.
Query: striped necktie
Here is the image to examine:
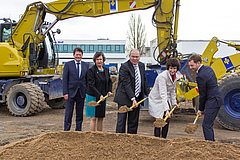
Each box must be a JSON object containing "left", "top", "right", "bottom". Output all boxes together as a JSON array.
[{"left": 134, "top": 65, "right": 140, "bottom": 97}]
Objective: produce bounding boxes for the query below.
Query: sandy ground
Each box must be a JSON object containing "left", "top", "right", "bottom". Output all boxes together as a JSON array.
[
  {"left": 0, "top": 97, "right": 239, "bottom": 147},
  {"left": 1, "top": 131, "right": 239, "bottom": 159}
]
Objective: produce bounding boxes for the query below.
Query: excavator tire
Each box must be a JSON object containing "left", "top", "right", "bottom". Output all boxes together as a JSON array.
[
  {"left": 47, "top": 97, "right": 65, "bottom": 109},
  {"left": 29, "top": 83, "right": 46, "bottom": 112},
  {"left": 6, "top": 83, "right": 45, "bottom": 116},
  {"left": 217, "top": 72, "right": 240, "bottom": 131}
]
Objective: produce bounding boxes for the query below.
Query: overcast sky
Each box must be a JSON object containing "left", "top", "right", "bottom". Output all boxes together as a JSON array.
[{"left": 1, "top": 0, "right": 240, "bottom": 46}]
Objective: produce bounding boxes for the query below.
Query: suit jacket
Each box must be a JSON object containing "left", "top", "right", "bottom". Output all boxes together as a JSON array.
[
  {"left": 148, "top": 70, "right": 182, "bottom": 118},
  {"left": 86, "top": 65, "right": 112, "bottom": 98},
  {"left": 63, "top": 60, "right": 89, "bottom": 99},
  {"left": 197, "top": 65, "right": 223, "bottom": 111},
  {"left": 114, "top": 60, "right": 150, "bottom": 106}
]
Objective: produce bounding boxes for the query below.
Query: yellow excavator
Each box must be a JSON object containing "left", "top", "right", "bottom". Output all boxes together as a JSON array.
[
  {"left": 0, "top": 0, "right": 181, "bottom": 117},
  {"left": 0, "top": 0, "right": 239, "bottom": 131}
]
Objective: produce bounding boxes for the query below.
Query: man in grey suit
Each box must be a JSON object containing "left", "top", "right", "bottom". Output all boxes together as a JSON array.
[
  {"left": 63, "top": 47, "right": 89, "bottom": 131},
  {"left": 115, "top": 49, "right": 150, "bottom": 134},
  {"left": 188, "top": 54, "right": 223, "bottom": 141}
]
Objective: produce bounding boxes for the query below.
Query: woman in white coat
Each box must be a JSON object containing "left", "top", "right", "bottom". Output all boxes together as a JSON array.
[{"left": 148, "top": 58, "right": 182, "bottom": 138}]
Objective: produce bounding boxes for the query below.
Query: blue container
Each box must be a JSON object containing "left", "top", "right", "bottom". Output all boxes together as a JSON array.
[{"left": 141, "top": 64, "right": 166, "bottom": 110}]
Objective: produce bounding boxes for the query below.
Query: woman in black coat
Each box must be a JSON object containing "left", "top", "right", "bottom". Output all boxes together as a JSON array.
[{"left": 85, "top": 51, "right": 112, "bottom": 131}]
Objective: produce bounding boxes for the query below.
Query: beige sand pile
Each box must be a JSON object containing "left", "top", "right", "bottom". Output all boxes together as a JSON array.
[
  {"left": 185, "top": 123, "right": 199, "bottom": 134},
  {"left": 153, "top": 118, "right": 168, "bottom": 128},
  {"left": 118, "top": 105, "right": 132, "bottom": 113},
  {"left": 0, "top": 131, "right": 239, "bottom": 159},
  {"left": 87, "top": 101, "right": 99, "bottom": 106}
]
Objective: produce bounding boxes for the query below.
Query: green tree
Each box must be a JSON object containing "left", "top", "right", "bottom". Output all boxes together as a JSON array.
[{"left": 126, "top": 13, "right": 147, "bottom": 55}]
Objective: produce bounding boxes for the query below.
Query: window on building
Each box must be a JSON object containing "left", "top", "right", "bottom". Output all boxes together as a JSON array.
[
  {"left": 54, "top": 44, "right": 58, "bottom": 52},
  {"left": 115, "top": 45, "right": 120, "bottom": 51},
  {"left": 98, "top": 45, "right": 103, "bottom": 51},
  {"left": 72, "top": 45, "right": 77, "bottom": 51},
  {"left": 111, "top": 45, "right": 115, "bottom": 52},
  {"left": 63, "top": 45, "right": 68, "bottom": 53},
  {"left": 89, "top": 45, "right": 94, "bottom": 51},
  {"left": 107, "top": 45, "right": 111, "bottom": 51},
  {"left": 81, "top": 45, "right": 85, "bottom": 51},
  {"left": 121, "top": 45, "right": 125, "bottom": 53}
]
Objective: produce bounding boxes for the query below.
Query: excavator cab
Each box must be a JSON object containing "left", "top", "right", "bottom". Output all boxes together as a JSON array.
[
  {"left": 0, "top": 19, "right": 59, "bottom": 74},
  {"left": 34, "top": 29, "right": 61, "bottom": 76},
  {"left": 0, "top": 20, "right": 17, "bottom": 42},
  {"left": 37, "top": 22, "right": 60, "bottom": 70}
]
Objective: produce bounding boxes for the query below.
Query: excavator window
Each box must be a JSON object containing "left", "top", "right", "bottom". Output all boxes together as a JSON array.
[
  {"left": 2, "top": 28, "right": 11, "bottom": 42},
  {"left": 0, "top": 22, "right": 17, "bottom": 42}
]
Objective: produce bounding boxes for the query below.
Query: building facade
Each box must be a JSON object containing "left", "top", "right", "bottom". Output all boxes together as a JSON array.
[
  {"left": 54, "top": 39, "right": 126, "bottom": 70},
  {"left": 150, "top": 38, "right": 240, "bottom": 60}
]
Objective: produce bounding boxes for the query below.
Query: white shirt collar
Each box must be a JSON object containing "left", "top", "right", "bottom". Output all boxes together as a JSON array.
[
  {"left": 197, "top": 64, "right": 203, "bottom": 73},
  {"left": 74, "top": 60, "right": 81, "bottom": 64},
  {"left": 133, "top": 64, "right": 138, "bottom": 68}
]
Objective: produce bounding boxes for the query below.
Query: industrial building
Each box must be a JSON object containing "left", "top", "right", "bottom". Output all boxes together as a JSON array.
[
  {"left": 55, "top": 38, "right": 240, "bottom": 71},
  {"left": 55, "top": 39, "right": 126, "bottom": 70}
]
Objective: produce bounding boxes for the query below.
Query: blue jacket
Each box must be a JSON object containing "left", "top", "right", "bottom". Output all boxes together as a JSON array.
[
  {"left": 63, "top": 60, "right": 89, "bottom": 98},
  {"left": 197, "top": 65, "right": 223, "bottom": 111}
]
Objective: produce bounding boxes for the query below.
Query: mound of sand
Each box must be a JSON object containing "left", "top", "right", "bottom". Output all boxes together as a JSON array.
[{"left": 0, "top": 131, "right": 239, "bottom": 159}]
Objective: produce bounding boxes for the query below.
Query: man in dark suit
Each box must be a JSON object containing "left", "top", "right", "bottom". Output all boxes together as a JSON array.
[
  {"left": 63, "top": 47, "right": 89, "bottom": 131},
  {"left": 188, "top": 54, "right": 223, "bottom": 141},
  {"left": 115, "top": 49, "right": 150, "bottom": 134}
]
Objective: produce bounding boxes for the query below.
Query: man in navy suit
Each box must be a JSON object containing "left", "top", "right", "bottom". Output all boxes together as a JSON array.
[
  {"left": 188, "top": 54, "right": 223, "bottom": 141},
  {"left": 63, "top": 47, "right": 89, "bottom": 131}
]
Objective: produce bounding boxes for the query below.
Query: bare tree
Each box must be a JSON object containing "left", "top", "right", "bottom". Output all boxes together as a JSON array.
[{"left": 126, "top": 13, "right": 147, "bottom": 55}]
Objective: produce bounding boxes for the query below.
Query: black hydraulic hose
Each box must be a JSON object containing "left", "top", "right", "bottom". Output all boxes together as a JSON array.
[
  {"left": 51, "top": 31, "right": 59, "bottom": 67},
  {"left": 9, "top": 19, "right": 15, "bottom": 48},
  {"left": 153, "top": 41, "right": 163, "bottom": 64},
  {"left": 160, "top": 0, "right": 175, "bottom": 14},
  {"left": 152, "top": 0, "right": 175, "bottom": 26},
  {"left": 43, "top": 0, "right": 74, "bottom": 14}
]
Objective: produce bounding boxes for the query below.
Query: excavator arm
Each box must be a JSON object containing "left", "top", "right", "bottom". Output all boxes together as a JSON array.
[
  {"left": 201, "top": 37, "right": 240, "bottom": 80},
  {"left": 45, "top": 0, "right": 180, "bottom": 64},
  {"left": 5, "top": 0, "right": 180, "bottom": 76}
]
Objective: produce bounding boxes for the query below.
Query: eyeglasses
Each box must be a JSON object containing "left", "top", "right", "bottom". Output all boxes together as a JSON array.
[{"left": 130, "top": 56, "right": 140, "bottom": 59}]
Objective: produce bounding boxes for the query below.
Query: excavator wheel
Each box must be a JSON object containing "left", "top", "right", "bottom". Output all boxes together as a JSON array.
[
  {"left": 6, "top": 83, "right": 45, "bottom": 116},
  {"left": 47, "top": 97, "right": 65, "bottom": 109},
  {"left": 30, "top": 83, "right": 48, "bottom": 112},
  {"left": 217, "top": 73, "right": 240, "bottom": 131}
]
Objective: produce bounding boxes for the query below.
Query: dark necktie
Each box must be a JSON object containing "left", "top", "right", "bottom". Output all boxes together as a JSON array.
[{"left": 77, "top": 63, "right": 80, "bottom": 78}]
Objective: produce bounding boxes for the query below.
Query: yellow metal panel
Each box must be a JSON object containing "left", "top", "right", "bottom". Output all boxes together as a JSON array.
[
  {"left": 46, "top": 0, "right": 156, "bottom": 18},
  {"left": 57, "top": 65, "right": 64, "bottom": 75},
  {"left": 210, "top": 58, "right": 227, "bottom": 81},
  {"left": 202, "top": 37, "right": 219, "bottom": 66},
  {"left": 33, "top": 68, "right": 56, "bottom": 75},
  {"left": 229, "top": 52, "right": 240, "bottom": 68},
  {"left": 0, "top": 43, "right": 28, "bottom": 77},
  {"left": 188, "top": 82, "right": 197, "bottom": 87},
  {"left": 184, "top": 87, "right": 199, "bottom": 100}
]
